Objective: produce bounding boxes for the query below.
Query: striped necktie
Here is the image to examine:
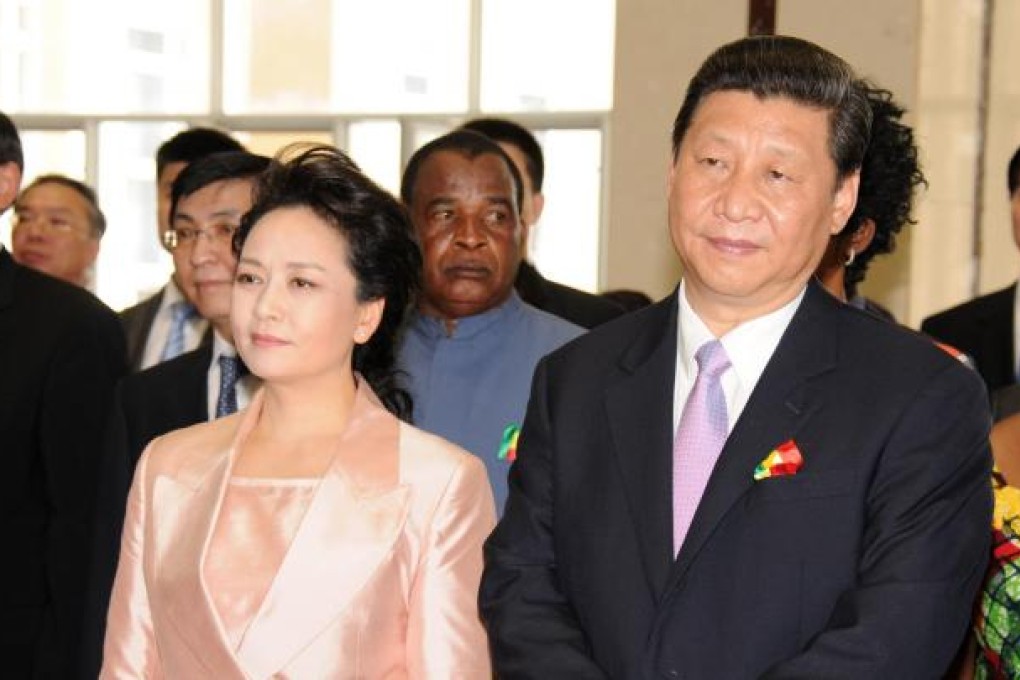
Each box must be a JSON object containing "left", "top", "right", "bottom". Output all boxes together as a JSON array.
[{"left": 160, "top": 301, "right": 196, "bottom": 362}]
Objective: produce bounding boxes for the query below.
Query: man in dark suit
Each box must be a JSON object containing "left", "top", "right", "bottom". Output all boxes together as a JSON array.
[
  {"left": 120, "top": 128, "right": 244, "bottom": 371},
  {"left": 80, "top": 152, "right": 268, "bottom": 677},
  {"left": 109, "top": 151, "right": 268, "bottom": 468},
  {"left": 0, "top": 112, "right": 127, "bottom": 677},
  {"left": 480, "top": 37, "right": 992, "bottom": 678},
  {"left": 921, "top": 146, "right": 1020, "bottom": 393},
  {"left": 459, "top": 117, "right": 625, "bottom": 329}
]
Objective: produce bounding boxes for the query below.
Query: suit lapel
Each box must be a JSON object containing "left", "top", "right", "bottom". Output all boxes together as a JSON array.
[
  {"left": 236, "top": 384, "right": 409, "bottom": 678},
  {"left": 976, "top": 284, "right": 1015, "bottom": 387},
  {"left": 605, "top": 296, "right": 678, "bottom": 600},
  {"left": 125, "top": 290, "right": 163, "bottom": 371},
  {"left": 182, "top": 343, "right": 213, "bottom": 424},
  {"left": 153, "top": 395, "right": 262, "bottom": 678},
  {"left": 666, "top": 283, "right": 839, "bottom": 591},
  {"left": 0, "top": 249, "right": 14, "bottom": 311}
]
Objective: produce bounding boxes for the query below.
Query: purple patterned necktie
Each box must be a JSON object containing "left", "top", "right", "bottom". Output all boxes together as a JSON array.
[{"left": 672, "top": 339, "right": 731, "bottom": 555}]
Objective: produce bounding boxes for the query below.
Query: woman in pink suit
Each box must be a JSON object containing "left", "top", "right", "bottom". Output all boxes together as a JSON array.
[{"left": 101, "top": 145, "right": 495, "bottom": 679}]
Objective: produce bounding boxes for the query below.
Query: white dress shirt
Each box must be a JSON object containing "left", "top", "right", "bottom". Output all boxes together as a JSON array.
[
  {"left": 672, "top": 281, "right": 804, "bottom": 433},
  {"left": 139, "top": 280, "right": 209, "bottom": 370}
]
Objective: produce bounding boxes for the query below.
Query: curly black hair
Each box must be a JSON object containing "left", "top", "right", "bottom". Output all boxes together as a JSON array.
[
  {"left": 838, "top": 82, "right": 927, "bottom": 297},
  {"left": 234, "top": 144, "right": 422, "bottom": 420}
]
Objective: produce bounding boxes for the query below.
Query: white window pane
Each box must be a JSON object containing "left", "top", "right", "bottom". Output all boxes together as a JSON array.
[
  {"left": 94, "top": 122, "right": 184, "bottom": 311},
  {"left": 347, "top": 121, "right": 402, "bottom": 195},
  {"left": 224, "top": 0, "right": 470, "bottom": 114},
  {"left": 0, "top": 130, "right": 86, "bottom": 250},
  {"left": 530, "top": 129, "right": 603, "bottom": 292},
  {"left": 223, "top": 0, "right": 333, "bottom": 113},
  {"left": 332, "top": 0, "right": 470, "bottom": 113},
  {"left": 480, "top": 0, "right": 615, "bottom": 112},
  {"left": 1, "top": 0, "right": 209, "bottom": 114}
]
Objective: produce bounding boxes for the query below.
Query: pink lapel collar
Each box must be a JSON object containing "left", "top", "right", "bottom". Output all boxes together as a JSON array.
[
  {"left": 236, "top": 382, "right": 410, "bottom": 678},
  {"left": 152, "top": 390, "right": 268, "bottom": 678}
]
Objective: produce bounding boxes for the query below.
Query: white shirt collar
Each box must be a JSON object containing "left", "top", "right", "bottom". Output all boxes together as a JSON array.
[
  {"left": 674, "top": 281, "right": 805, "bottom": 431},
  {"left": 211, "top": 327, "right": 236, "bottom": 362}
]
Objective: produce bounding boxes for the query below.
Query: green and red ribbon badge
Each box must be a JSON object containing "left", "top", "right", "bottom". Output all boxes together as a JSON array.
[{"left": 498, "top": 423, "right": 521, "bottom": 462}]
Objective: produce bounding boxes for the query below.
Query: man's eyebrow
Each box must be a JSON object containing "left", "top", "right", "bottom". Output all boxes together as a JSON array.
[{"left": 424, "top": 196, "right": 456, "bottom": 210}]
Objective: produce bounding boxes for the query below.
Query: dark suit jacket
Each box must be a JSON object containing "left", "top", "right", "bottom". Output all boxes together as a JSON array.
[
  {"left": 118, "top": 287, "right": 163, "bottom": 372},
  {"left": 80, "top": 344, "right": 211, "bottom": 678},
  {"left": 0, "top": 248, "right": 126, "bottom": 678},
  {"left": 921, "top": 284, "right": 1015, "bottom": 394},
  {"left": 480, "top": 282, "right": 992, "bottom": 679},
  {"left": 515, "top": 260, "right": 625, "bottom": 329}
]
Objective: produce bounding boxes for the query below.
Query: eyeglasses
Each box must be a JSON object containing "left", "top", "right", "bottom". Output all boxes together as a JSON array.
[{"left": 163, "top": 223, "right": 238, "bottom": 250}]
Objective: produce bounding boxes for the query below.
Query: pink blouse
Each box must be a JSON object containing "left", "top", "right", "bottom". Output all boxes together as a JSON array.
[{"left": 204, "top": 477, "right": 317, "bottom": 649}]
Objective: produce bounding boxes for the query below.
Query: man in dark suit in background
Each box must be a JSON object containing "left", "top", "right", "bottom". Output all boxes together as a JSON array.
[
  {"left": 81, "top": 152, "right": 268, "bottom": 678},
  {"left": 459, "top": 117, "right": 625, "bottom": 329},
  {"left": 480, "top": 37, "right": 991, "bottom": 678},
  {"left": 108, "top": 151, "right": 268, "bottom": 470},
  {"left": 922, "top": 144, "right": 1020, "bottom": 394},
  {"left": 119, "top": 127, "right": 243, "bottom": 371},
  {"left": 0, "top": 112, "right": 126, "bottom": 677}
]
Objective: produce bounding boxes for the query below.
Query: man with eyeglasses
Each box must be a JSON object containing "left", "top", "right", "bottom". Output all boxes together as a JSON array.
[
  {"left": 11, "top": 174, "right": 106, "bottom": 289},
  {"left": 120, "top": 127, "right": 244, "bottom": 371},
  {"left": 81, "top": 151, "right": 270, "bottom": 678}
]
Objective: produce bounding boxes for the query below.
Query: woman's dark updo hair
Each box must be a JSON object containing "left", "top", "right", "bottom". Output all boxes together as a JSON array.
[
  {"left": 233, "top": 144, "right": 422, "bottom": 419},
  {"left": 837, "top": 82, "right": 926, "bottom": 297}
]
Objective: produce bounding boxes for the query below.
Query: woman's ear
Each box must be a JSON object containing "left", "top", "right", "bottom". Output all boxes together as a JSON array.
[
  {"left": 353, "top": 298, "right": 385, "bottom": 344},
  {"left": 850, "top": 218, "right": 877, "bottom": 254}
]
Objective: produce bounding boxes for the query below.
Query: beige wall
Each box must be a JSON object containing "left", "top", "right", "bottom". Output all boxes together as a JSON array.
[
  {"left": 605, "top": 0, "right": 1013, "bottom": 328},
  {"left": 605, "top": 0, "right": 745, "bottom": 301}
]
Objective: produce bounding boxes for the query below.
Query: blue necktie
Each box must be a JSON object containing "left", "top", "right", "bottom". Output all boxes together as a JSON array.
[
  {"left": 160, "top": 301, "right": 196, "bottom": 362},
  {"left": 216, "top": 355, "right": 242, "bottom": 418}
]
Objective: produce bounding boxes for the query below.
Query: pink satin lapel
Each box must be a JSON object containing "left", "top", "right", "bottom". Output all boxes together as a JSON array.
[
  {"left": 236, "top": 384, "right": 410, "bottom": 678},
  {"left": 149, "top": 391, "right": 267, "bottom": 678}
]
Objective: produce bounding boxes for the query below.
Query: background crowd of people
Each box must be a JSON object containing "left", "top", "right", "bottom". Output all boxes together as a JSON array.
[{"left": 0, "top": 30, "right": 1018, "bottom": 679}]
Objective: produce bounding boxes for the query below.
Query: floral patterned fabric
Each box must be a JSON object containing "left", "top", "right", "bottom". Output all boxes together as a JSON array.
[{"left": 975, "top": 470, "right": 1020, "bottom": 679}]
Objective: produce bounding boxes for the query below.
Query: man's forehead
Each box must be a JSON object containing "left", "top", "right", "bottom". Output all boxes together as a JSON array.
[
  {"left": 416, "top": 151, "right": 515, "bottom": 197},
  {"left": 180, "top": 177, "right": 254, "bottom": 206},
  {"left": 684, "top": 92, "right": 831, "bottom": 146},
  {"left": 17, "top": 183, "right": 88, "bottom": 210}
]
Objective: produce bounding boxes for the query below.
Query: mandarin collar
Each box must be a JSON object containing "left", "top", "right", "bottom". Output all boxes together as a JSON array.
[{"left": 412, "top": 290, "right": 524, "bottom": 341}]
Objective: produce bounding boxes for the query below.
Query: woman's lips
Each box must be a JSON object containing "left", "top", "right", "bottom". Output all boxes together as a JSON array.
[{"left": 250, "top": 332, "right": 289, "bottom": 348}]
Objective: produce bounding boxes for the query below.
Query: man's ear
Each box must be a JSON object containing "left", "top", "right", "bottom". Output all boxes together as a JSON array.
[
  {"left": 831, "top": 171, "right": 860, "bottom": 235},
  {"left": 0, "top": 162, "right": 23, "bottom": 213},
  {"left": 531, "top": 192, "right": 546, "bottom": 225}
]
